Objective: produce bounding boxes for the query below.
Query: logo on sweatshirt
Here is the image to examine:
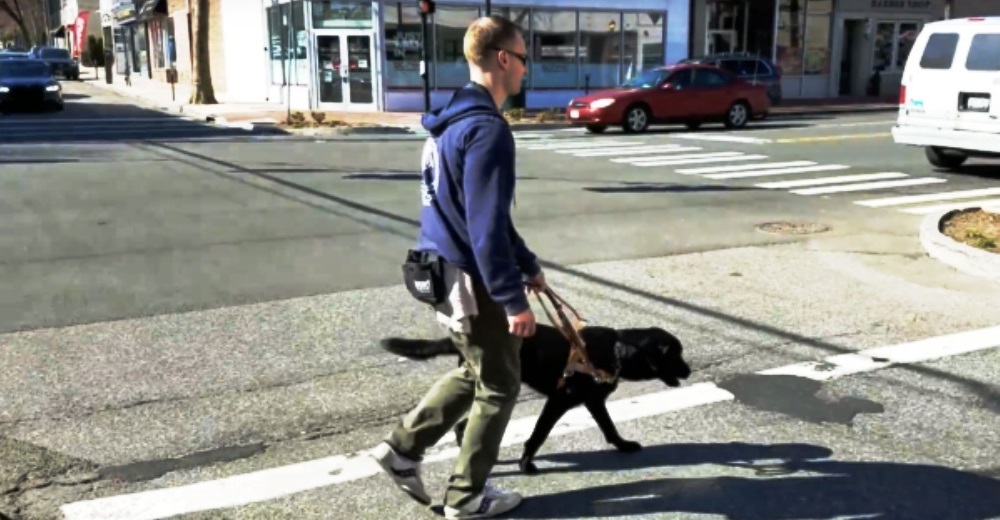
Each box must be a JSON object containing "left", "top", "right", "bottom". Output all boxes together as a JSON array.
[{"left": 420, "top": 137, "right": 440, "bottom": 207}]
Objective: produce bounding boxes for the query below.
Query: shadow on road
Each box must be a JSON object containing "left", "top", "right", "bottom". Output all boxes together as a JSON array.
[
  {"left": 503, "top": 442, "right": 1000, "bottom": 519},
  {"left": 0, "top": 98, "right": 288, "bottom": 143},
  {"left": 583, "top": 182, "right": 760, "bottom": 194}
]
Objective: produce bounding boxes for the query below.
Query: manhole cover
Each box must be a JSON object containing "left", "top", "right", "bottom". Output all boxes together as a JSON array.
[{"left": 756, "top": 221, "right": 831, "bottom": 235}]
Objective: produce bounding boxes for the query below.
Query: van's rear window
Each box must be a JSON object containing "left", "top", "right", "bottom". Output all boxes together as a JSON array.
[
  {"left": 919, "top": 33, "right": 959, "bottom": 69},
  {"left": 966, "top": 33, "right": 1000, "bottom": 71}
]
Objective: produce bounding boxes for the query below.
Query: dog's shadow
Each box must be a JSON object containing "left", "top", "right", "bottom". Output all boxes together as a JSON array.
[{"left": 490, "top": 442, "right": 1000, "bottom": 519}]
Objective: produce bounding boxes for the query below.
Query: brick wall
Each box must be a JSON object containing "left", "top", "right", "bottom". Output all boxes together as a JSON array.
[
  {"left": 208, "top": 0, "right": 226, "bottom": 95},
  {"left": 950, "top": 0, "right": 1000, "bottom": 17},
  {"left": 167, "top": 0, "right": 192, "bottom": 85},
  {"left": 162, "top": 0, "right": 226, "bottom": 97}
]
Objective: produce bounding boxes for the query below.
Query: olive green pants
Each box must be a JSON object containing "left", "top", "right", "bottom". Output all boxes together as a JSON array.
[{"left": 387, "top": 283, "right": 522, "bottom": 509}]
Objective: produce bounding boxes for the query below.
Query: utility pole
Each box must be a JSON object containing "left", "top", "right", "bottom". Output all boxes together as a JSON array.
[
  {"left": 418, "top": 0, "right": 434, "bottom": 112},
  {"left": 485, "top": 0, "right": 490, "bottom": 16}
]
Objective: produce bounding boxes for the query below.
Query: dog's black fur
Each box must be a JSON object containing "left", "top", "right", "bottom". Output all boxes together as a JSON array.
[{"left": 379, "top": 323, "right": 691, "bottom": 474}]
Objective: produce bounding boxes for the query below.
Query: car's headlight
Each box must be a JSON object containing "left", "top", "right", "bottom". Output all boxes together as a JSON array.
[
  {"left": 46, "top": 84, "right": 60, "bottom": 92},
  {"left": 590, "top": 98, "right": 615, "bottom": 109},
  {"left": 0, "top": 86, "right": 9, "bottom": 93}
]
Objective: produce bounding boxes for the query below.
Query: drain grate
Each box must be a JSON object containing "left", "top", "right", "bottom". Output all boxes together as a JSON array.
[{"left": 756, "top": 221, "right": 831, "bottom": 235}]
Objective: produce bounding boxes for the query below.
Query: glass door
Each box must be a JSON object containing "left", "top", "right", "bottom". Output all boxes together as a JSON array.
[{"left": 315, "top": 31, "right": 376, "bottom": 109}]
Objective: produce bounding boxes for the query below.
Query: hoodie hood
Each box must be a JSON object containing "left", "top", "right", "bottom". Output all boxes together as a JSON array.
[{"left": 421, "top": 82, "right": 505, "bottom": 137}]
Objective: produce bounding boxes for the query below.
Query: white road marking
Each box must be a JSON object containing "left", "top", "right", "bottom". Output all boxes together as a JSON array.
[
  {"left": 789, "top": 177, "right": 947, "bottom": 195},
  {"left": 676, "top": 160, "right": 817, "bottom": 175},
  {"left": 897, "top": 197, "right": 1000, "bottom": 215},
  {"left": 631, "top": 154, "right": 770, "bottom": 167},
  {"left": 669, "top": 133, "right": 773, "bottom": 144},
  {"left": 611, "top": 151, "right": 740, "bottom": 164},
  {"left": 756, "top": 172, "right": 909, "bottom": 189},
  {"left": 59, "top": 325, "right": 1000, "bottom": 520},
  {"left": 704, "top": 164, "right": 850, "bottom": 180},
  {"left": 854, "top": 187, "right": 1000, "bottom": 208},
  {"left": 565, "top": 145, "right": 699, "bottom": 157},
  {"left": 522, "top": 140, "right": 641, "bottom": 150}
]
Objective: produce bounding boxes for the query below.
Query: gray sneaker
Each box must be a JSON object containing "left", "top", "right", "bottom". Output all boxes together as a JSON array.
[
  {"left": 444, "top": 481, "right": 523, "bottom": 519},
  {"left": 369, "top": 442, "right": 431, "bottom": 505}
]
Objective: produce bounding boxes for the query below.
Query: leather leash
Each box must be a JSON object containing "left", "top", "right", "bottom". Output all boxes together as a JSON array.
[{"left": 532, "top": 285, "right": 617, "bottom": 388}]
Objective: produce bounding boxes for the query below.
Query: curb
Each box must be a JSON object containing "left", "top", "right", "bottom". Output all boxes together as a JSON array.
[{"left": 919, "top": 206, "right": 1000, "bottom": 283}]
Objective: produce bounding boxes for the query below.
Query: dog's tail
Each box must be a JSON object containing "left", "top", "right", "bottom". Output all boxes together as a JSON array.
[{"left": 379, "top": 336, "right": 459, "bottom": 360}]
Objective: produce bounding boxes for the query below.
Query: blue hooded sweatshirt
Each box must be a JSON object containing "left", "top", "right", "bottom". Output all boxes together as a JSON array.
[{"left": 415, "top": 82, "right": 540, "bottom": 316}]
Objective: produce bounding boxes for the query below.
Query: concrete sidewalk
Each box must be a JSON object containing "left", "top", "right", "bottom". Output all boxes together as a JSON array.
[{"left": 82, "top": 71, "right": 898, "bottom": 132}]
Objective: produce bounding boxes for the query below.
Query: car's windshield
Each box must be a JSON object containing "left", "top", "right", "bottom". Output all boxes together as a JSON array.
[
  {"left": 0, "top": 61, "right": 52, "bottom": 78},
  {"left": 620, "top": 69, "right": 669, "bottom": 89},
  {"left": 41, "top": 48, "right": 70, "bottom": 59}
]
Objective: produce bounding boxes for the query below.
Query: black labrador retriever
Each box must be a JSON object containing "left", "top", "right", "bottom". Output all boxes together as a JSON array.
[{"left": 379, "top": 323, "right": 692, "bottom": 474}]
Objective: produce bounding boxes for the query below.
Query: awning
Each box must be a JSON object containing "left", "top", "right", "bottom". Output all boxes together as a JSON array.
[{"left": 137, "top": 0, "right": 167, "bottom": 21}]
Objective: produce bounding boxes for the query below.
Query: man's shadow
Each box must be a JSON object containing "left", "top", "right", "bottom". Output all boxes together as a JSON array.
[{"left": 498, "top": 442, "right": 1000, "bottom": 519}]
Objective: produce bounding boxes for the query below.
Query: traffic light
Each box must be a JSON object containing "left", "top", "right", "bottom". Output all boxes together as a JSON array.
[{"left": 419, "top": 0, "right": 435, "bottom": 15}]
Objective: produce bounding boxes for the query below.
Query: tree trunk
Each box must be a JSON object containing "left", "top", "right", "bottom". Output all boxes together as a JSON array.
[
  {"left": 0, "top": 0, "right": 35, "bottom": 47},
  {"left": 189, "top": 0, "right": 217, "bottom": 104}
]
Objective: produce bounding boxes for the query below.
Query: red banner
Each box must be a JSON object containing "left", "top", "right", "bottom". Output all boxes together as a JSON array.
[{"left": 72, "top": 11, "right": 90, "bottom": 58}]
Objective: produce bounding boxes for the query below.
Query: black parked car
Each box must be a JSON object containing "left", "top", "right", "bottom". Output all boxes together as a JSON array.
[
  {"left": 681, "top": 53, "right": 783, "bottom": 105},
  {"left": 0, "top": 59, "right": 65, "bottom": 113},
  {"left": 29, "top": 46, "right": 80, "bottom": 80}
]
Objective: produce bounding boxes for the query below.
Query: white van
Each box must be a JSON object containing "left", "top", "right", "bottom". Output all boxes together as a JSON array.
[{"left": 892, "top": 16, "right": 1000, "bottom": 169}]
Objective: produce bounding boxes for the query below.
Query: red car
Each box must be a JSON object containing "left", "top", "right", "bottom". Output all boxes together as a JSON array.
[{"left": 565, "top": 63, "right": 772, "bottom": 134}]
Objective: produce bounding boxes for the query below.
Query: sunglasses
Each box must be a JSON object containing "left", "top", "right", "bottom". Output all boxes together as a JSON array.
[{"left": 492, "top": 46, "right": 529, "bottom": 66}]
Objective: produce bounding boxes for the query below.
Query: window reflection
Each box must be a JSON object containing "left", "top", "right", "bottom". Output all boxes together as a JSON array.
[
  {"left": 804, "top": 0, "right": 831, "bottom": 75},
  {"left": 531, "top": 10, "right": 577, "bottom": 88},
  {"left": 622, "top": 12, "right": 664, "bottom": 81},
  {"left": 435, "top": 5, "right": 480, "bottom": 88},
  {"left": 579, "top": 11, "right": 622, "bottom": 88},
  {"left": 776, "top": 0, "right": 804, "bottom": 75},
  {"left": 384, "top": 2, "right": 426, "bottom": 87}
]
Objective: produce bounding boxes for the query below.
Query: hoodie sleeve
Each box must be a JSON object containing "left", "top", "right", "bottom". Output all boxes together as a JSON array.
[
  {"left": 462, "top": 122, "right": 530, "bottom": 316},
  {"left": 509, "top": 222, "right": 540, "bottom": 278}
]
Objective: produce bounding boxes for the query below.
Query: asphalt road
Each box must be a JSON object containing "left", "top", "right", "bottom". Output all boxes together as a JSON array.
[{"left": 1, "top": 82, "right": 999, "bottom": 520}]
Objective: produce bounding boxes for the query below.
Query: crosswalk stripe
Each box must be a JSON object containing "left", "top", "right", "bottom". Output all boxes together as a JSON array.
[
  {"left": 522, "top": 140, "right": 641, "bottom": 150},
  {"left": 854, "top": 187, "right": 1000, "bottom": 207},
  {"left": 563, "top": 145, "right": 694, "bottom": 157},
  {"left": 756, "top": 172, "right": 909, "bottom": 189},
  {"left": 677, "top": 160, "right": 816, "bottom": 175},
  {"left": 704, "top": 164, "right": 850, "bottom": 179},
  {"left": 633, "top": 154, "right": 770, "bottom": 167},
  {"left": 670, "top": 133, "right": 773, "bottom": 144},
  {"left": 897, "top": 198, "right": 1000, "bottom": 215},
  {"left": 789, "top": 177, "right": 947, "bottom": 195},
  {"left": 611, "top": 151, "right": 738, "bottom": 164}
]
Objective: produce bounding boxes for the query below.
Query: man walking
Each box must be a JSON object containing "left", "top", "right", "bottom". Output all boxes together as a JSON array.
[{"left": 370, "top": 15, "right": 544, "bottom": 519}]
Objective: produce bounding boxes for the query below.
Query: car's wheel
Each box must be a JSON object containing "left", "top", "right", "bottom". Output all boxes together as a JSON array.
[
  {"left": 585, "top": 124, "right": 607, "bottom": 134},
  {"left": 925, "top": 146, "right": 967, "bottom": 169},
  {"left": 724, "top": 101, "right": 750, "bottom": 129},
  {"left": 622, "top": 104, "right": 650, "bottom": 133},
  {"left": 684, "top": 121, "right": 702, "bottom": 130}
]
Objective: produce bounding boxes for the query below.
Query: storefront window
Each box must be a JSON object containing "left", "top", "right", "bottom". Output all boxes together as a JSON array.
[
  {"left": 803, "top": 0, "right": 831, "bottom": 75},
  {"left": 623, "top": 12, "right": 665, "bottom": 81},
  {"left": 311, "top": 0, "right": 372, "bottom": 29},
  {"left": 384, "top": 2, "right": 426, "bottom": 88},
  {"left": 531, "top": 10, "right": 577, "bottom": 89},
  {"left": 776, "top": 0, "right": 804, "bottom": 75},
  {"left": 895, "top": 22, "right": 920, "bottom": 70},
  {"left": 579, "top": 11, "right": 622, "bottom": 88},
  {"left": 267, "top": 0, "right": 307, "bottom": 86},
  {"left": 434, "top": 5, "right": 480, "bottom": 89}
]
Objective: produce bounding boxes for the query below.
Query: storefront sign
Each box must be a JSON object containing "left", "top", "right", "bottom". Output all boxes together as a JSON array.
[
  {"left": 839, "top": 0, "right": 937, "bottom": 11},
  {"left": 114, "top": 2, "right": 136, "bottom": 23},
  {"left": 870, "top": 0, "right": 932, "bottom": 9}
]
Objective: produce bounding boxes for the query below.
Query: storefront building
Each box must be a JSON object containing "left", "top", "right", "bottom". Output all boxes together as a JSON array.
[
  {"left": 257, "top": 0, "right": 690, "bottom": 112},
  {"left": 690, "top": 0, "right": 948, "bottom": 100}
]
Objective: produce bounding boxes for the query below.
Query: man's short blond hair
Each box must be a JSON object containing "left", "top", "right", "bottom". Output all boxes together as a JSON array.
[{"left": 463, "top": 15, "right": 522, "bottom": 67}]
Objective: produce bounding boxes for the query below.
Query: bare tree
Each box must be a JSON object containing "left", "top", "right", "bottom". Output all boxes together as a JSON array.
[
  {"left": 189, "top": 0, "right": 217, "bottom": 104},
  {"left": 0, "top": 0, "right": 47, "bottom": 47}
]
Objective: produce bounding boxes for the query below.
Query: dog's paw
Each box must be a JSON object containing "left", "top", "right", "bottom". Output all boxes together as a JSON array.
[
  {"left": 613, "top": 440, "right": 643, "bottom": 453},
  {"left": 519, "top": 458, "right": 539, "bottom": 475}
]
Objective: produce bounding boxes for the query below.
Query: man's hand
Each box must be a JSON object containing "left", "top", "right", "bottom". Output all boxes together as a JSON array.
[
  {"left": 526, "top": 271, "right": 547, "bottom": 294},
  {"left": 508, "top": 308, "right": 536, "bottom": 337}
]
